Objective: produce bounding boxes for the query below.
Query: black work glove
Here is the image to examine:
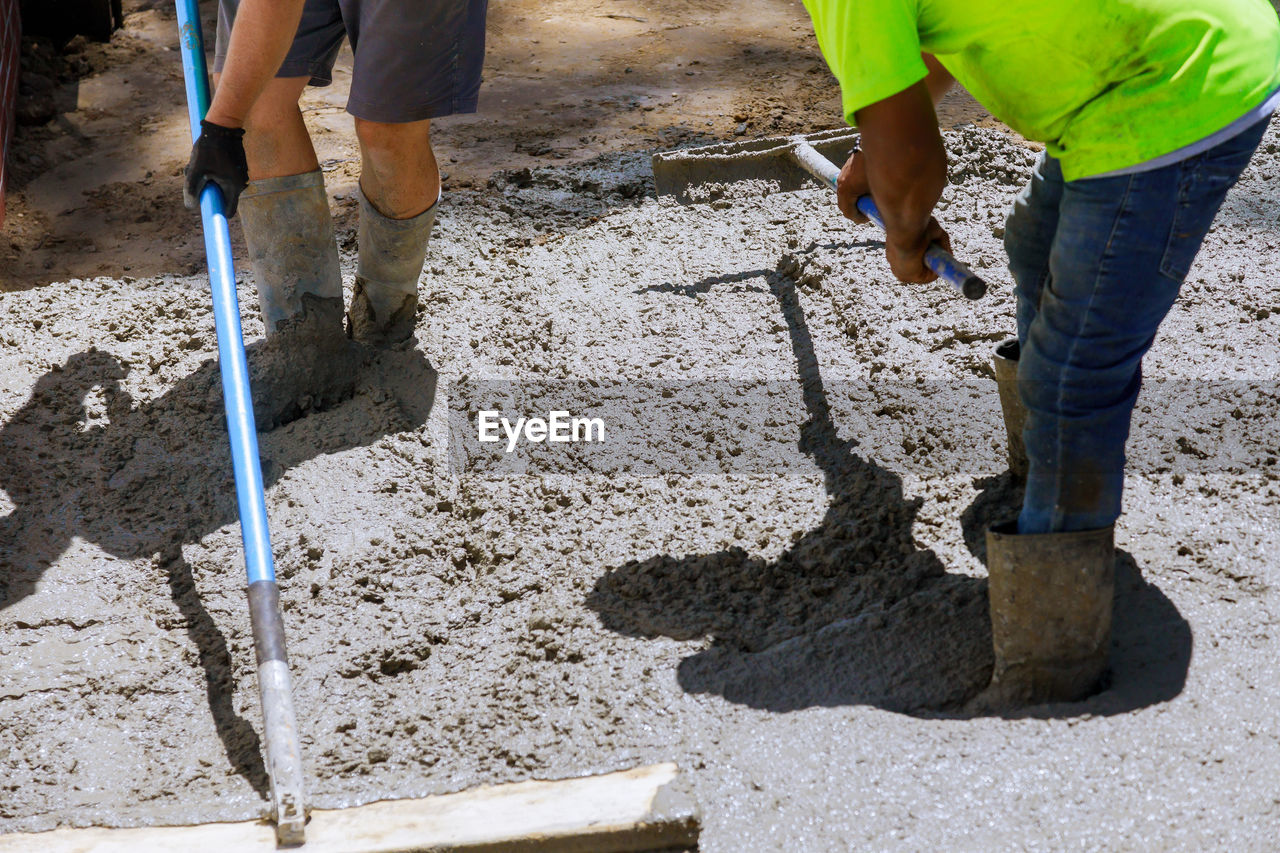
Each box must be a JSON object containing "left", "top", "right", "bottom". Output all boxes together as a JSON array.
[{"left": 184, "top": 119, "right": 249, "bottom": 218}]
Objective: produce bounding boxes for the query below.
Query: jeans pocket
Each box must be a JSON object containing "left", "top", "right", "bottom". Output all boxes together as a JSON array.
[
  {"left": 1158, "top": 163, "right": 1241, "bottom": 281},
  {"left": 1158, "top": 121, "right": 1266, "bottom": 280}
]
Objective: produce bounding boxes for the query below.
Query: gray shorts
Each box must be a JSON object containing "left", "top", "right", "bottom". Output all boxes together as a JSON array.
[{"left": 213, "top": 0, "right": 487, "bottom": 123}]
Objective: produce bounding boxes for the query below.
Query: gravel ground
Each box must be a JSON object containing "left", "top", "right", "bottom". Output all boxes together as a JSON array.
[{"left": 1, "top": 120, "right": 1279, "bottom": 850}]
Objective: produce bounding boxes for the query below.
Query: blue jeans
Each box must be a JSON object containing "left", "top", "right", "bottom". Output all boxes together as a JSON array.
[{"left": 1004, "top": 117, "right": 1269, "bottom": 534}]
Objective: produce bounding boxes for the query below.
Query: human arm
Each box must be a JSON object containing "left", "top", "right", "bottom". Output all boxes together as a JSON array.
[
  {"left": 920, "top": 53, "right": 955, "bottom": 105},
  {"left": 835, "top": 53, "right": 952, "bottom": 220},
  {"left": 204, "top": 0, "right": 307, "bottom": 128},
  {"left": 183, "top": 0, "right": 306, "bottom": 216},
  {"left": 834, "top": 60, "right": 951, "bottom": 283}
]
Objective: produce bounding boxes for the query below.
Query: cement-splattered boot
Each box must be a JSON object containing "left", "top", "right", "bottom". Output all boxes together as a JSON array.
[
  {"left": 993, "top": 338, "right": 1028, "bottom": 482},
  {"left": 238, "top": 170, "right": 363, "bottom": 430},
  {"left": 968, "top": 523, "right": 1115, "bottom": 711},
  {"left": 348, "top": 187, "right": 437, "bottom": 347}
]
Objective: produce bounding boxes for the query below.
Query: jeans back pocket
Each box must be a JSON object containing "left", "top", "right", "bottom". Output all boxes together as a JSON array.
[{"left": 1159, "top": 121, "right": 1268, "bottom": 281}]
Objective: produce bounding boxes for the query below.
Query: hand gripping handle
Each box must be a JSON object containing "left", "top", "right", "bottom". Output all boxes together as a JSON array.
[{"left": 791, "top": 139, "right": 987, "bottom": 300}]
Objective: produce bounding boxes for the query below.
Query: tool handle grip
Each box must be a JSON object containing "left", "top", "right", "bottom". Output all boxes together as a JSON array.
[
  {"left": 791, "top": 139, "right": 986, "bottom": 300},
  {"left": 855, "top": 196, "right": 987, "bottom": 300}
]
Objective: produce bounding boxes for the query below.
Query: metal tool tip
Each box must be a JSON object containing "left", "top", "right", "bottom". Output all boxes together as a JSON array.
[
  {"left": 962, "top": 275, "right": 988, "bottom": 300},
  {"left": 275, "top": 817, "right": 306, "bottom": 847}
]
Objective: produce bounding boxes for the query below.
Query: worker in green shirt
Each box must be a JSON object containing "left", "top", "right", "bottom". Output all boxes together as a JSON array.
[{"left": 802, "top": 0, "right": 1280, "bottom": 709}]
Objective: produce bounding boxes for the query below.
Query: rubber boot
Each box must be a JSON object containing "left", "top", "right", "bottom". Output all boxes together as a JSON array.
[
  {"left": 968, "top": 522, "right": 1115, "bottom": 711},
  {"left": 240, "top": 170, "right": 344, "bottom": 334},
  {"left": 238, "top": 170, "right": 363, "bottom": 430},
  {"left": 993, "top": 338, "right": 1028, "bottom": 482},
  {"left": 348, "top": 187, "right": 437, "bottom": 346}
]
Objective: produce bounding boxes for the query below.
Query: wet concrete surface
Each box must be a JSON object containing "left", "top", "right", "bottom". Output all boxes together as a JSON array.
[{"left": 1, "top": 122, "right": 1279, "bottom": 849}]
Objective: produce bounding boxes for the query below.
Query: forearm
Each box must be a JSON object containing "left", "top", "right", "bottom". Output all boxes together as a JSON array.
[
  {"left": 864, "top": 134, "right": 946, "bottom": 249},
  {"left": 855, "top": 82, "right": 947, "bottom": 252},
  {"left": 205, "top": 0, "right": 307, "bottom": 128}
]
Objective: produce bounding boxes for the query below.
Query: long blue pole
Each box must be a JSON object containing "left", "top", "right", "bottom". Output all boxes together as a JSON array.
[
  {"left": 174, "top": 2, "right": 306, "bottom": 844},
  {"left": 176, "top": 0, "right": 273, "bottom": 586}
]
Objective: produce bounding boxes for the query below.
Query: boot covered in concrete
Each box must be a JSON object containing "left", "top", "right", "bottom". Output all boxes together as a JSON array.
[
  {"left": 969, "top": 522, "right": 1115, "bottom": 711},
  {"left": 238, "top": 170, "right": 363, "bottom": 430},
  {"left": 993, "top": 338, "right": 1028, "bottom": 481},
  {"left": 239, "top": 170, "right": 344, "bottom": 334},
  {"left": 348, "top": 187, "right": 437, "bottom": 346}
]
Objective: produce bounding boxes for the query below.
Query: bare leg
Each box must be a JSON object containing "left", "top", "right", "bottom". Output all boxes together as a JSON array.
[
  {"left": 347, "top": 117, "right": 440, "bottom": 345},
  {"left": 212, "top": 75, "right": 356, "bottom": 429},
  {"left": 228, "top": 76, "right": 318, "bottom": 181},
  {"left": 353, "top": 117, "right": 439, "bottom": 219}
]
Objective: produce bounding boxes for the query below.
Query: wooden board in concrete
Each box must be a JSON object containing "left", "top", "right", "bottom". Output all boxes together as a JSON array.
[{"left": 0, "top": 763, "right": 698, "bottom": 853}]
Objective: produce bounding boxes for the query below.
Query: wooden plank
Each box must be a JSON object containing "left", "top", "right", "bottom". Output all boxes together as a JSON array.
[{"left": 0, "top": 763, "right": 698, "bottom": 853}]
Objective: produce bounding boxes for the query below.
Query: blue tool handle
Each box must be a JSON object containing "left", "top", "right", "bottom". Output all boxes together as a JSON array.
[
  {"left": 175, "top": 4, "right": 307, "bottom": 843},
  {"left": 855, "top": 195, "right": 987, "bottom": 300},
  {"left": 175, "top": 0, "right": 276, "bottom": 586}
]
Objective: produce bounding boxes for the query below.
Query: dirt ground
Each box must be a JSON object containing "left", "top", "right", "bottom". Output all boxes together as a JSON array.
[
  {"left": 3, "top": 1, "right": 1280, "bottom": 851},
  {"left": 1, "top": 0, "right": 999, "bottom": 291}
]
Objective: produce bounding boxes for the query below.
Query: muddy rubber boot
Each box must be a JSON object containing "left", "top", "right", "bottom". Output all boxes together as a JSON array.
[
  {"left": 240, "top": 170, "right": 344, "bottom": 333},
  {"left": 238, "top": 170, "right": 363, "bottom": 430},
  {"left": 993, "top": 338, "right": 1028, "bottom": 482},
  {"left": 348, "top": 187, "right": 437, "bottom": 347},
  {"left": 968, "top": 522, "right": 1115, "bottom": 711}
]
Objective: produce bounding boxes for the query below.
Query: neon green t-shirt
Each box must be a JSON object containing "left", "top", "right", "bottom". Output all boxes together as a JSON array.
[{"left": 802, "top": 0, "right": 1280, "bottom": 180}]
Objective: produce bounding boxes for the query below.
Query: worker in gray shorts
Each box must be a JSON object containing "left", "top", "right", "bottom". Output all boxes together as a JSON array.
[{"left": 184, "top": 0, "right": 487, "bottom": 401}]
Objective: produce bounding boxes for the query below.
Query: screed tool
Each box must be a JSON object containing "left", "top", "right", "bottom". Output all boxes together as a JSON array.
[{"left": 651, "top": 127, "right": 987, "bottom": 299}]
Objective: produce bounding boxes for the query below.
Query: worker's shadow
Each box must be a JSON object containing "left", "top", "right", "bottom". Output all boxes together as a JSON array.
[
  {"left": 0, "top": 341, "right": 437, "bottom": 795},
  {"left": 588, "top": 268, "right": 1190, "bottom": 718}
]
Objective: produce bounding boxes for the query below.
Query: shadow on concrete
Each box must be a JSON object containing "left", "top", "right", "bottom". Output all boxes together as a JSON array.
[
  {"left": 160, "top": 543, "right": 269, "bottom": 795},
  {"left": 634, "top": 240, "right": 884, "bottom": 298},
  {"left": 0, "top": 341, "right": 436, "bottom": 795},
  {"left": 588, "top": 266, "right": 1190, "bottom": 718}
]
